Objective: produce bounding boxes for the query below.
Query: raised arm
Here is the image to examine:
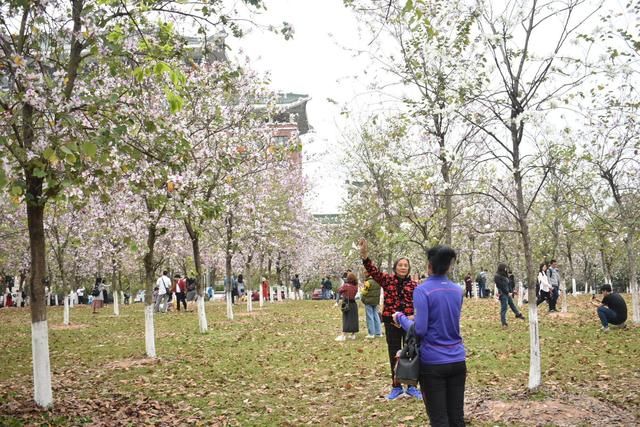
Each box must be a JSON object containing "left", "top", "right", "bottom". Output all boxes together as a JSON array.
[{"left": 359, "top": 239, "right": 390, "bottom": 289}]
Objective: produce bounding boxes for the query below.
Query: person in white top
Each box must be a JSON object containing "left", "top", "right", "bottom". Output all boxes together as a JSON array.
[
  {"left": 536, "top": 263, "right": 552, "bottom": 310},
  {"left": 154, "top": 271, "right": 171, "bottom": 313}
]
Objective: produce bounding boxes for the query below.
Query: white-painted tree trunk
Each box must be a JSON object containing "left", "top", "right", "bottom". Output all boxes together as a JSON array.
[
  {"left": 15, "top": 292, "right": 22, "bottom": 307},
  {"left": 113, "top": 291, "right": 119, "bottom": 316},
  {"left": 474, "top": 282, "right": 478, "bottom": 299},
  {"left": 572, "top": 278, "right": 576, "bottom": 296},
  {"left": 269, "top": 287, "right": 275, "bottom": 303},
  {"left": 31, "top": 320, "right": 53, "bottom": 407},
  {"left": 121, "top": 291, "right": 126, "bottom": 305},
  {"left": 226, "top": 291, "right": 234, "bottom": 320},
  {"left": 518, "top": 281, "right": 524, "bottom": 307},
  {"left": 632, "top": 284, "right": 640, "bottom": 324},
  {"left": 69, "top": 293, "right": 74, "bottom": 308},
  {"left": 561, "top": 282, "right": 568, "bottom": 313},
  {"left": 259, "top": 285, "right": 264, "bottom": 308},
  {"left": 198, "top": 296, "right": 208, "bottom": 333},
  {"left": 54, "top": 294, "right": 58, "bottom": 306},
  {"left": 277, "top": 287, "right": 283, "bottom": 302},
  {"left": 586, "top": 282, "right": 590, "bottom": 294},
  {"left": 144, "top": 305, "right": 156, "bottom": 358},
  {"left": 63, "top": 296, "right": 70, "bottom": 325},
  {"left": 246, "top": 292, "right": 251, "bottom": 312},
  {"left": 527, "top": 304, "right": 542, "bottom": 390}
]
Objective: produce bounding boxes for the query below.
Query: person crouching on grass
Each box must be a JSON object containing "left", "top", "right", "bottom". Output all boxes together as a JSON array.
[
  {"left": 359, "top": 238, "right": 421, "bottom": 400},
  {"left": 335, "top": 272, "right": 359, "bottom": 341},
  {"left": 393, "top": 245, "right": 466, "bottom": 427}
]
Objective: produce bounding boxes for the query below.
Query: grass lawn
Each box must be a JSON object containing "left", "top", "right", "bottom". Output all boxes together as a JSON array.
[{"left": 0, "top": 295, "right": 638, "bottom": 426}]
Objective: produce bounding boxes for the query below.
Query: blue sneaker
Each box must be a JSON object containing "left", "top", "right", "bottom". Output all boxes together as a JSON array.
[
  {"left": 386, "top": 386, "right": 404, "bottom": 400},
  {"left": 405, "top": 385, "right": 423, "bottom": 399}
]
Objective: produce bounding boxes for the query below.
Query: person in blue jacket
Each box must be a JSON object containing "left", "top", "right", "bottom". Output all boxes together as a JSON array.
[{"left": 393, "top": 245, "right": 466, "bottom": 427}]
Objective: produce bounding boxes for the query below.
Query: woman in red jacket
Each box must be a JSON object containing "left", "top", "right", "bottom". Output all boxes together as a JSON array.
[{"left": 359, "top": 239, "right": 421, "bottom": 400}]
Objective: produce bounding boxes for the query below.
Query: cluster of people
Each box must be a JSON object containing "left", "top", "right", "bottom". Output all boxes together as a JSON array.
[
  {"left": 536, "top": 260, "right": 561, "bottom": 312},
  {"left": 154, "top": 271, "right": 197, "bottom": 313},
  {"left": 331, "top": 239, "right": 465, "bottom": 425}
]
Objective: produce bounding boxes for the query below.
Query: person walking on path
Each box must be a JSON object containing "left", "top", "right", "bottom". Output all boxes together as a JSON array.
[
  {"left": 536, "top": 263, "right": 552, "bottom": 309},
  {"left": 547, "top": 259, "right": 561, "bottom": 312},
  {"left": 464, "top": 274, "right": 473, "bottom": 299},
  {"left": 335, "top": 272, "right": 359, "bottom": 341},
  {"left": 592, "top": 284, "right": 627, "bottom": 332},
  {"left": 394, "top": 245, "right": 466, "bottom": 426},
  {"left": 292, "top": 274, "right": 301, "bottom": 300},
  {"left": 495, "top": 263, "right": 525, "bottom": 327},
  {"left": 154, "top": 271, "right": 170, "bottom": 313},
  {"left": 171, "top": 274, "right": 187, "bottom": 311},
  {"left": 361, "top": 272, "right": 382, "bottom": 339},
  {"left": 359, "top": 238, "right": 421, "bottom": 401},
  {"left": 476, "top": 268, "right": 487, "bottom": 298},
  {"left": 92, "top": 278, "right": 104, "bottom": 314}
]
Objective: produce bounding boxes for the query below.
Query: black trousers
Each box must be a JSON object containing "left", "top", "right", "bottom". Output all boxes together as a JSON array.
[
  {"left": 536, "top": 290, "right": 550, "bottom": 307},
  {"left": 176, "top": 292, "right": 187, "bottom": 311},
  {"left": 465, "top": 288, "right": 473, "bottom": 298},
  {"left": 384, "top": 322, "right": 405, "bottom": 386},
  {"left": 549, "top": 286, "right": 559, "bottom": 310},
  {"left": 419, "top": 361, "right": 466, "bottom": 427}
]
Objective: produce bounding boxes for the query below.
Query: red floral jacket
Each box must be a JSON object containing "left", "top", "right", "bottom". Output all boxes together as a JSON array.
[{"left": 362, "top": 258, "right": 417, "bottom": 323}]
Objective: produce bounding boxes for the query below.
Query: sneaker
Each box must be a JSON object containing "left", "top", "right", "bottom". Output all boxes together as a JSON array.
[
  {"left": 335, "top": 335, "right": 346, "bottom": 341},
  {"left": 600, "top": 326, "right": 610, "bottom": 333},
  {"left": 365, "top": 334, "right": 375, "bottom": 339},
  {"left": 516, "top": 313, "right": 525, "bottom": 320},
  {"left": 405, "top": 385, "right": 423, "bottom": 400},
  {"left": 610, "top": 322, "right": 626, "bottom": 330},
  {"left": 386, "top": 386, "right": 405, "bottom": 400},
  {"left": 348, "top": 334, "right": 357, "bottom": 340},
  {"left": 375, "top": 334, "right": 384, "bottom": 338}
]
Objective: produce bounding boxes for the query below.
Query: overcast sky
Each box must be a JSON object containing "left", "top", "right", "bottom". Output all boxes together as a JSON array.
[{"left": 226, "top": 0, "right": 379, "bottom": 215}]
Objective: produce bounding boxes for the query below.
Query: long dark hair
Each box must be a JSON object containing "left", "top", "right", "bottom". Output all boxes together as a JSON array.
[{"left": 497, "top": 263, "right": 509, "bottom": 277}]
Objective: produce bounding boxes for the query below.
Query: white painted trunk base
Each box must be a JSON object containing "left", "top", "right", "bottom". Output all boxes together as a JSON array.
[
  {"left": 15, "top": 293, "right": 22, "bottom": 307},
  {"left": 198, "top": 296, "right": 208, "bottom": 333},
  {"left": 69, "top": 294, "right": 74, "bottom": 308},
  {"left": 31, "top": 320, "right": 53, "bottom": 407},
  {"left": 632, "top": 283, "right": 640, "bottom": 324},
  {"left": 54, "top": 294, "right": 58, "bottom": 306},
  {"left": 63, "top": 296, "right": 70, "bottom": 325},
  {"left": 121, "top": 291, "right": 126, "bottom": 305},
  {"left": 572, "top": 278, "right": 576, "bottom": 296},
  {"left": 226, "top": 291, "right": 234, "bottom": 320},
  {"left": 269, "top": 287, "right": 274, "bottom": 303},
  {"left": 144, "top": 305, "right": 156, "bottom": 358},
  {"left": 113, "top": 292, "right": 119, "bottom": 316},
  {"left": 259, "top": 286, "right": 264, "bottom": 308},
  {"left": 277, "top": 287, "right": 283, "bottom": 302},
  {"left": 517, "top": 282, "right": 524, "bottom": 307},
  {"left": 527, "top": 303, "right": 542, "bottom": 390},
  {"left": 561, "top": 282, "right": 568, "bottom": 313},
  {"left": 586, "top": 282, "right": 590, "bottom": 294}
]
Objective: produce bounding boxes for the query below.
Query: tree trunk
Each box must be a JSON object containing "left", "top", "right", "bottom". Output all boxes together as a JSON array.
[
  {"left": 26, "top": 173, "right": 53, "bottom": 407},
  {"left": 225, "top": 212, "right": 234, "bottom": 320},
  {"left": 624, "top": 232, "right": 639, "bottom": 324},
  {"left": 185, "top": 219, "right": 207, "bottom": 332},
  {"left": 112, "top": 258, "right": 119, "bottom": 316},
  {"left": 63, "top": 295, "right": 70, "bottom": 325},
  {"left": 143, "top": 223, "right": 157, "bottom": 358},
  {"left": 439, "top": 133, "right": 453, "bottom": 246}
]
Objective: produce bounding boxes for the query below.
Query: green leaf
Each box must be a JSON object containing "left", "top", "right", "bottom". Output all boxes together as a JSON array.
[
  {"left": 403, "top": 0, "right": 413, "bottom": 13},
  {"left": 33, "top": 168, "right": 47, "bottom": 178},
  {"left": 82, "top": 142, "right": 97, "bottom": 158},
  {"left": 0, "top": 168, "right": 6, "bottom": 187},
  {"left": 43, "top": 147, "right": 55, "bottom": 161},
  {"left": 10, "top": 185, "right": 23, "bottom": 196}
]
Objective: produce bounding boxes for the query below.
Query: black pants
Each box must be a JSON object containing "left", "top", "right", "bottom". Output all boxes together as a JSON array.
[
  {"left": 419, "top": 361, "right": 466, "bottom": 427},
  {"left": 465, "top": 288, "right": 472, "bottom": 298},
  {"left": 176, "top": 292, "right": 187, "bottom": 311},
  {"left": 536, "top": 290, "right": 550, "bottom": 307},
  {"left": 549, "top": 286, "right": 559, "bottom": 310},
  {"left": 384, "top": 322, "right": 405, "bottom": 386}
]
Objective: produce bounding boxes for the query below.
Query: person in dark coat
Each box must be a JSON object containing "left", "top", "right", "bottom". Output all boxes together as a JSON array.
[
  {"left": 335, "top": 272, "right": 359, "bottom": 341},
  {"left": 495, "top": 263, "right": 525, "bottom": 327}
]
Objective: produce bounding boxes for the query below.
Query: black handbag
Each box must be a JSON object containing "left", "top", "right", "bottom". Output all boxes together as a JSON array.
[
  {"left": 340, "top": 299, "right": 351, "bottom": 313},
  {"left": 395, "top": 324, "right": 420, "bottom": 386}
]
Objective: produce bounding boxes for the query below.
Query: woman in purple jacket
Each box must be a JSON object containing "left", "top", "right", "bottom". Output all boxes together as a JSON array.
[{"left": 393, "top": 245, "right": 466, "bottom": 427}]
